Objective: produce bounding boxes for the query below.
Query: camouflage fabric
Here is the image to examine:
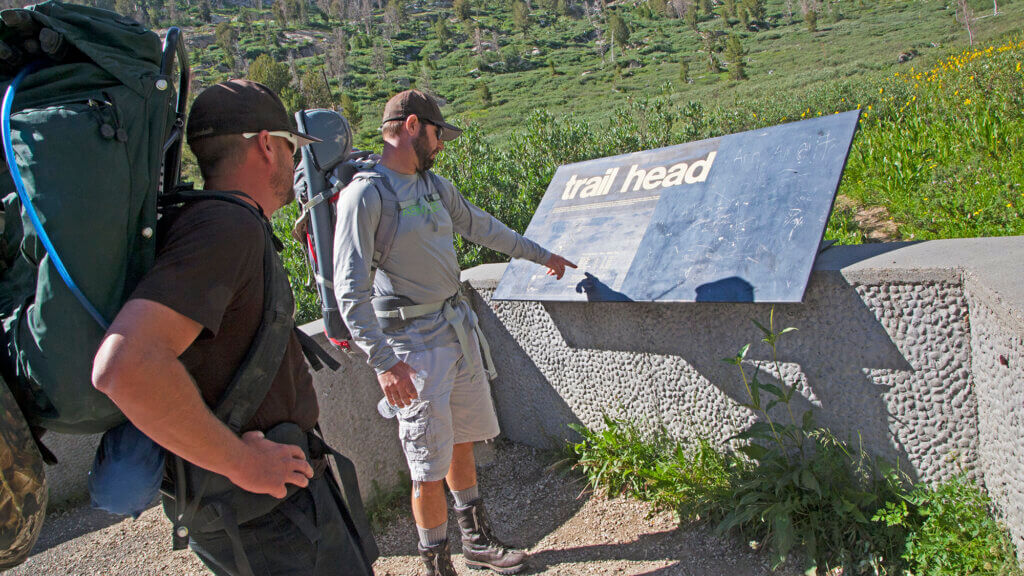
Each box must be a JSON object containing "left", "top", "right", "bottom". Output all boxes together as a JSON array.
[{"left": 0, "top": 379, "right": 46, "bottom": 570}]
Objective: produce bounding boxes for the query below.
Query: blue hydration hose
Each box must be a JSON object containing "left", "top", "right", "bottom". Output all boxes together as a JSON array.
[{"left": 2, "top": 62, "right": 109, "bottom": 329}]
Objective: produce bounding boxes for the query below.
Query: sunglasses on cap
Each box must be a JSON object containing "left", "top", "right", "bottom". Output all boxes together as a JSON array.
[{"left": 242, "top": 130, "right": 300, "bottom": 157}]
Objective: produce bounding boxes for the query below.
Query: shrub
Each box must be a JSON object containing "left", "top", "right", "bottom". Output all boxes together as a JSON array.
[
  {"left": 719, "top": 312, "right": 906, "bottom": 573},
  {"left": 876, "top": 475, "right": 1024, "bottom": 576},
  {"left": 568, "top": 416, "right": 738, "bottom": 522}
]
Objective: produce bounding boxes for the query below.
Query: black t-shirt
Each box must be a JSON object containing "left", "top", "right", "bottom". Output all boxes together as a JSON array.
[{"left": 129, "top": 198, "right": 318, "bottom": 432}]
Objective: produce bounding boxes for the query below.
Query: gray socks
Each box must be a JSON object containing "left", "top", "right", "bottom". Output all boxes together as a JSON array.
[
  {"left": 418, "top": 522, "right": 448, "bottom": 547},
  {"left": 417, "top": 484, "right": 481, "bottom": 546},
  {"left": 452, "top": 484, "right": 479, "bottom": 507}
]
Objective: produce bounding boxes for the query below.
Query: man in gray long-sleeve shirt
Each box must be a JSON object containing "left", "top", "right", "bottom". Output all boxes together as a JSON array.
[{"left": 333, "top": 90, "right": 574, "bottom": 575}]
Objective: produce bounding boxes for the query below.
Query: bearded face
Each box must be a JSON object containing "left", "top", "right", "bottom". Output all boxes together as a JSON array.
[
  {"left": 413, "top": 124, "right": 440, "bottom": 173},
  {"left": 270, "top": 139, "right": 296, "bottom": 208}
]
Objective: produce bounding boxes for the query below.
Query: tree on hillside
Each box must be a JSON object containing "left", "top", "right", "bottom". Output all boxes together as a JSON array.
[
  {"left": 699, "top": 30, "right": 721, "bottom": 73},
  {"left": 453, "top": 0, "right": 471, "bottom": 20},
  {"left": 669, "top": 0, "right": 691, "bottom": 19},
  {"left": 341, "top": 93, "right": 362, "bottom": 128},
  {"left": 276, "top": 0, "right": 290, "bottom": 25},
  {"left": 804, "top": 9, "right": 816, "bottom": 31},
  {"left": 199, "top": 0, "right": 211, "bottom": 22},
  {"left": 608, "top": 13, "right": 629, "bottom": 47},
  {"left": 742, "top": 0, "right": 764, "bottom": 23},
  {"left": 418, "top": 58, "right": 434, "bottom": 93},
  {"left": 649, "top": 0, "right": 669, "bottom": 17},
  {"left": 371, "top": 41, "right": 390, "bottom": 78},
  {"left": 721, "top": 0, "right": 736, "bottom": 19},
  {"left": 300, "top": 67, "right": 333, "bottom": 108},
  {"left": 384, "top": 0, "right": 406, "bottom": 36},
  {"left": 215, "top": 22, "right": 238, "bottom": 69},
  {"left": 473, "top": 25, "right": 483, "bottom": 52},
  {"left": 327, "top": 29, "right": 349, "bottom": 86},
  {"left": 248, "top": 53, "right": 291, "bottom": 94},
  {"left": 359, "top": 0, "right": 373, "bottom": 34},
  {"left": 477, "top": 82, "right": 492, "bottom": 106},
  {"left": 684, "top": 4, "right": 697, "bottom": 29},
  {"left": 512, "top": 0, "right": 532, "bottom": 35},
  {"left": 434, "top": 18, "right": 453, "bottom": 47},
  {"left": 955, "top": 0, "right": 974, "bottom": 45},
  {"left": 239, "top": 8, "right": 253, "bottom": 34},
  {"left": 679, "top": 58, "right": 690, "bottom": 83},
  {"left": 724, "top": 34, "right": 746, "bottom": 79}
]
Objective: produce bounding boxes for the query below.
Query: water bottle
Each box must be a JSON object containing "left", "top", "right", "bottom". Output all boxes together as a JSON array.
[{"left": 377, "top": 370, "right": 427, "bottom": 419}]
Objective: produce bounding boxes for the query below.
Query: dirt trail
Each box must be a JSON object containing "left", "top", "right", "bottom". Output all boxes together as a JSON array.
[{"left": 9, "top": 441, "right": 795, "bottom": 576}]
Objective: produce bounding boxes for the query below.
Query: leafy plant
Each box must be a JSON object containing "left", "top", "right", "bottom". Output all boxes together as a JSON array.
[
  {"left": 875, "top": 474, "right": 1023, "bottom": 576},
  {"left": 719, "top": 310, "right": 906, "bottom": 574},
  {"left": 568, "top": 416, "right": 737, "bottom": 522}
]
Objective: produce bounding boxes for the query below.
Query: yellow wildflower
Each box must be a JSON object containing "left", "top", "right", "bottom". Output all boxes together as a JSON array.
[{"left": 964, "top": 98, "right": 971, "bottom": 105}]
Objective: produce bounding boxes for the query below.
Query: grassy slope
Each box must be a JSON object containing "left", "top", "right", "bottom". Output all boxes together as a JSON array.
[
  {"left": 190, "top": 1, "right": 1023, "bottom": 143},
  {"left": 179, "top": 0, "right": 1024, "bottom": 320}
]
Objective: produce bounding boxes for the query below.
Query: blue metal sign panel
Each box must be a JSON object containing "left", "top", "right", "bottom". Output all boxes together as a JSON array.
[{"left": 492, "top": 110, "right": 860, "bottom": 302}]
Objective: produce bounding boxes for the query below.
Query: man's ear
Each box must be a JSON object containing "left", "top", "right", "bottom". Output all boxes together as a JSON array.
[
  {"left": 253, "top": 130, "right": 280, "bottom": 165},
  {"left": 404, "top": 114, "right": 421, "bottom": 135}
]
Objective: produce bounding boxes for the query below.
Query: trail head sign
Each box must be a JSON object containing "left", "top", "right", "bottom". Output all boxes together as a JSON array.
[{"left": 492, "top": 110, "right": 861, "bottom": 303}]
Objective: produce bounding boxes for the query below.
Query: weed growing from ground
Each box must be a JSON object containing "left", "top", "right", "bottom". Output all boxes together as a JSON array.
[
  {"left": 568, "top": 416, "right": 738, "bottom": 522},
  {"left": 720, "top": 309, "right": 906, "bottom": 574},
  {"left": 876, "top": 474, "right": 1024, "bottom": 576}
]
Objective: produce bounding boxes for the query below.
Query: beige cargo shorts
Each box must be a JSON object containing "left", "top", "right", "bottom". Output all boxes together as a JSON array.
[{"left": 394, "top": 328, "right": 500, "bottom": 482}]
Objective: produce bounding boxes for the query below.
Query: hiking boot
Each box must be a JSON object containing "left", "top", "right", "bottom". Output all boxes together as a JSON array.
[
  {"left": 454, "top": 498, "right": 527, "bottom": 575},
  {"left": 419, "top": 540, "right": 458, "bottom": 576}
]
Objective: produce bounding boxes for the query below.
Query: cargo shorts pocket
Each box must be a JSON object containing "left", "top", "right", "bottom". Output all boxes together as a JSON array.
[{"left": 397, "top": 400, "right": 433, "bottom": 462}]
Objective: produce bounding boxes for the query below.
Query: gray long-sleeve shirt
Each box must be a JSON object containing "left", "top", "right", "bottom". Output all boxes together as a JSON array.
[{"left": 332, "top": 164, "right": 551, "bottom": 374}]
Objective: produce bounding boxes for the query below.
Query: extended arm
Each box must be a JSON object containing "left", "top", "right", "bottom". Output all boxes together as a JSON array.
[
  {"left": 439, "top": 177, "right": 576, "bottom": 277},
  {"left": 92, "top": 299, "right": 312, "bottom": 498}
]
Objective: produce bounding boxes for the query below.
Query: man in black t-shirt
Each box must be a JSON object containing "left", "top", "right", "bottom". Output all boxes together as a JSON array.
[{"left": 92, "top": 80, "right": 375, "bottom": 576}]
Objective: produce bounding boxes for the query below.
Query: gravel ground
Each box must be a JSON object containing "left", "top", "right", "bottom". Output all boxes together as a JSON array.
[{"left": 9, "top": 440, "right": 797, "bottom": 576}]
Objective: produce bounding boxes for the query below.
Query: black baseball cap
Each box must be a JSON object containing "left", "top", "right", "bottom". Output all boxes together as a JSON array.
[
  {"left": 186, "top": 79, "right": 321, "bottom": 146},
  {"left": 381, "top": 89, "right": 462, "bottom": 141}
]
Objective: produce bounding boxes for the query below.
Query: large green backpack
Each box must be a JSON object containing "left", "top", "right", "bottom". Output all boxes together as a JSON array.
[
  {"left": 0, "top": 1, "right": 184, "bottom": 434},
  {"left": 0, "top": 2, "right": 187, "bottom": 567}
]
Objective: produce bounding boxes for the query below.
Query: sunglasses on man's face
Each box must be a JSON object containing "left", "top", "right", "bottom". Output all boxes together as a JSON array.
[
  {"left": 242, "top": 130, "right": 300, "bottom": 157},
  {"left": 422, "top": 120, "right": 445, "bottom": 141}
]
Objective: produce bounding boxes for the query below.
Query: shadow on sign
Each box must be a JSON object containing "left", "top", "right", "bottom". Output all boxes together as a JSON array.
[{"left": 695, "top": 277, "right": 755, "bottom": 302}]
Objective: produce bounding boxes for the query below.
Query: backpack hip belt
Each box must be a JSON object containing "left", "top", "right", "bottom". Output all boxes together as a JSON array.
[{"left": 374, "top": 290, "right": 497, "bottom": 381}]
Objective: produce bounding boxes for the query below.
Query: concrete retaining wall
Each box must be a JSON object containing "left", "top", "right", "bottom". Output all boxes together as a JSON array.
[
  {"left": 38, "top": 236, "right": 1023, "bottom": 563},
  {"left": 462, "top": 236, "right": 1024, "bottom": 562}
]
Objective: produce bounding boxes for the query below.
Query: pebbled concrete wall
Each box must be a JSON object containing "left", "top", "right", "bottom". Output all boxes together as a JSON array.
[
  {"left": 463, "top": 236, "right": 1024, "bottom": 560},
  {"left": 35, "top": 236, "right": 1024, "bottom": 563},
  {"left": 967, "top": 283, "right": 1024, "bottom": 563}
]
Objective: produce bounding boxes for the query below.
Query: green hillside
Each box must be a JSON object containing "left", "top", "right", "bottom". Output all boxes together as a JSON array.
[
  {"left": 81, "top": 0, "right": 1024, "bottom": 319},
  {"left": 163, "top": 0, "right": 1023, "bottom": 144}
]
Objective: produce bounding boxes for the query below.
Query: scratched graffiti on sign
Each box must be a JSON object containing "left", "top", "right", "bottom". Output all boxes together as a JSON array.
[{"left": 492, "top": 110, "right": 860, "bottom": 303}]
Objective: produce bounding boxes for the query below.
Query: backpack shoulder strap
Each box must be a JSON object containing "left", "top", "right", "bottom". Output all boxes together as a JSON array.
[
  {"left": 355, "top": 170, "right": 400, "bottom": 269},
  {"left": 163, "top": 190, "right": 293, "bottom": 431}
]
